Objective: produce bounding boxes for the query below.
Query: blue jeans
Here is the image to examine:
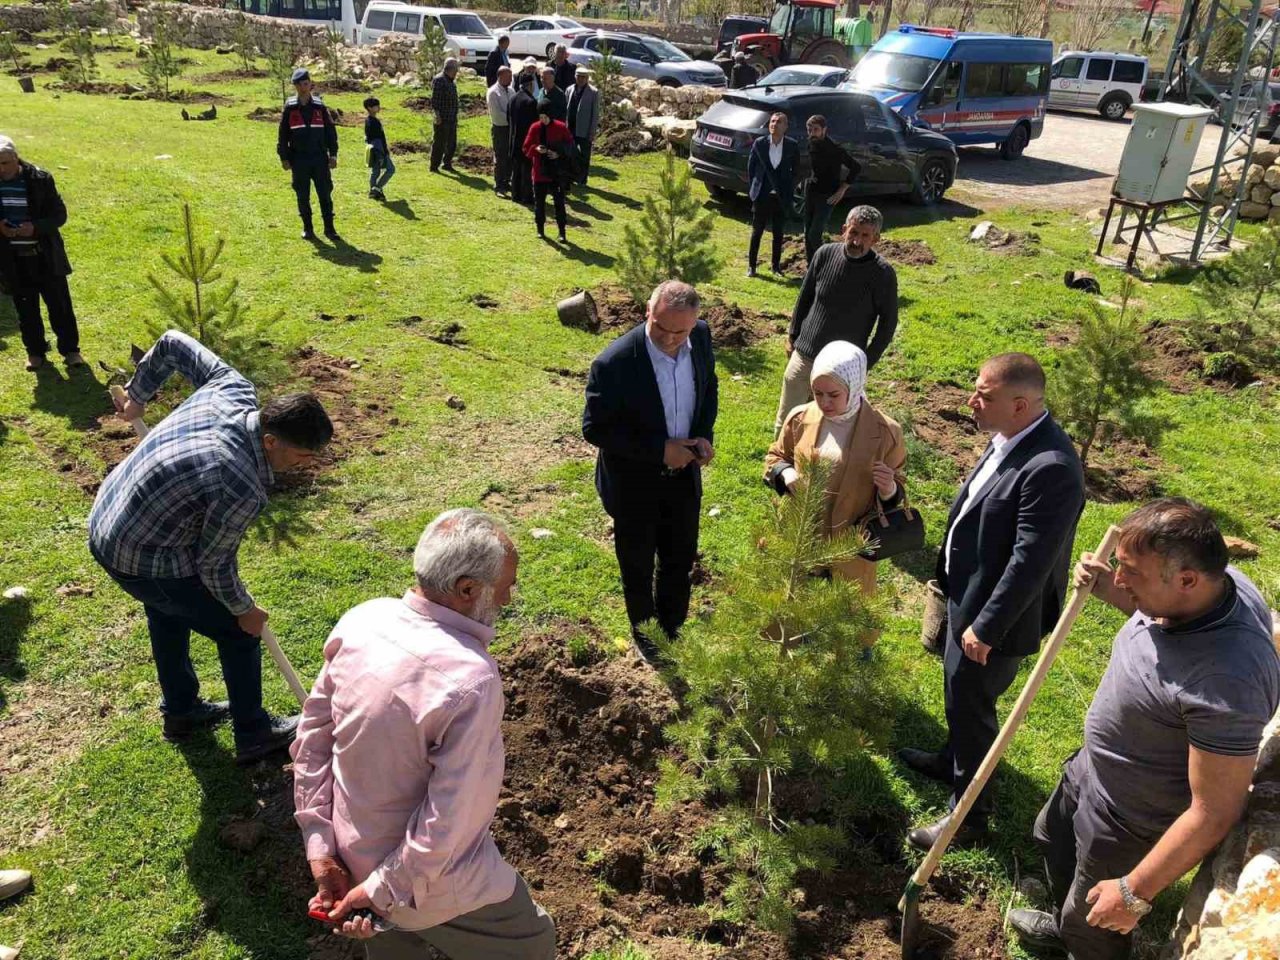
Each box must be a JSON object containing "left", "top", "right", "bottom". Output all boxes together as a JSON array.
[
  {"left": 369, "top": 148, "right": 395, "bottom": 190},
  {"left": 93, "top": 550, "right": 271, "bottom": 740}
]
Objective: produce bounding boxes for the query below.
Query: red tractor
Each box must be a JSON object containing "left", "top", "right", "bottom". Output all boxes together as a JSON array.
[{"left": 732, "top": 0, "right": 852, "bottom": 76}]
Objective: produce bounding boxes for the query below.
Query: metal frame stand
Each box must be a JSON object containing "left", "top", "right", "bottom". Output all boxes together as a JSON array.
[
  {"left": 1156, "top": 0, "right": 1280, "bottom": 262},
  {"left": 1096, "top": 195, "right": 1194, "bottom": 270}
]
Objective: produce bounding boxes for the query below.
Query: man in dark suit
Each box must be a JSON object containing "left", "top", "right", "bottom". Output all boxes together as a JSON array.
[
  {"left": 899, "top": 353, "right": 1085, "bottom": 849},
  {"left": 485, "top": 33, "right": 511, "bottom": 88},
  {"left": 583, "top": 280, "right": 719, "bottom": 664},
  {"left": 746, "top": 111, "right": 799, "bottom": 277}
]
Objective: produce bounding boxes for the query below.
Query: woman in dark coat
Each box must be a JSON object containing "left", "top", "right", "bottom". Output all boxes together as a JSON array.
[
  {"left": 507, "top": 73, "right": 540, "bottom": 206},
  {"left": 522, "top": 102, "right": 574, "bottom": 243}
]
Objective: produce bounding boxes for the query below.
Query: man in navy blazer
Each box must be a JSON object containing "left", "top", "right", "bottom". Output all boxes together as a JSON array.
[
  {"left": 583, "top": 280, "right": 719, "bottom": 663},
  {"left": 900, "top": 353, "right": 1085, "bottom": 850},
  {"left": 746, "top": 111, "right": 799, "bottom": 277}
]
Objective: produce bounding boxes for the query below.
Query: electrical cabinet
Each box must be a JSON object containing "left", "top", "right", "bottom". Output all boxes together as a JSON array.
[{"left": 1114, "top": 102, "right": 1212, "bottom": 204}]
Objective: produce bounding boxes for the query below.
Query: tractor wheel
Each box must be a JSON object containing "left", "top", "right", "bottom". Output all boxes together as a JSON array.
[
  {"left": 747, "top": 53, "right": 774, "bottom": 77},
  {"left": 802, "top": 39, "right": 851, "bottom": 68}
]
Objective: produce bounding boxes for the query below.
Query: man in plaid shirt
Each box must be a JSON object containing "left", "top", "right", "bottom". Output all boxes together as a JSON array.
[
  {"left": 430, "top": 57, "right": 461, "bottom": 173},
  {"left": 89, "top": 331, "right": 334, "bottom": 765}
]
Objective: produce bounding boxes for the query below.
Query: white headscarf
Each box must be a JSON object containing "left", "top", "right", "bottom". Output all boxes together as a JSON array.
[{"left": 809, "top": 341, "right": 867, "bottom": 424}]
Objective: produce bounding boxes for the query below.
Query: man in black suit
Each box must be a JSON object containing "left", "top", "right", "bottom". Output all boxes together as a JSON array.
[
  {"left": 746, "top": 111, "right": 799, "bottom": 277},
  {"left": 899, "top": 353, "right": 1085, "bottom": 849},
  {"left": 583, "top": 280, "right": 719, "bottom": 663}
]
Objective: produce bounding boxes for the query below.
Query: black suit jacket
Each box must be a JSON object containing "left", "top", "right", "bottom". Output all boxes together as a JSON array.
[
  {"left": 936, "top": 414, "right": 1085, "bottom": 657},
  {"left": 582, "top": 322, "right": 718, "bottom": 518},
  {"left": 747, "top": 135, "right": 799, "bottom": 204}
]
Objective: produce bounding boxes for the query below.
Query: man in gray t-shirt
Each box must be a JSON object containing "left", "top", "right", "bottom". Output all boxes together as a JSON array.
[{"left": 1010, "top": 498, "right": 1279, "bottom": 960}]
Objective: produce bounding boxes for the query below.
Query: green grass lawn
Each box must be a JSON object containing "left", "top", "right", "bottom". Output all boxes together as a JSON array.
[{"left": 0, "top": 35, "right": 1278, "bottom": 960}]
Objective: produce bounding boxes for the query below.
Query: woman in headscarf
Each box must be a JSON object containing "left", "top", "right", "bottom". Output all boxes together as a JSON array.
[
  {"left": 507, "top": 69, "right": 540, "bottom": 205},
  {"left": 764, "top": 339, "right": 907, "bottom": 649}
]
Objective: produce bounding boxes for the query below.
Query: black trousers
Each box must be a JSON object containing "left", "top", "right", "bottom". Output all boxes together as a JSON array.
[
  {"left": 802, "top": 189, "right": 837, "bottom": 263},
  {"left": 491, "top": 124, "right": 511, "bottom": 192},
  {"left": 10, "top": 257, "right": 79, "bottom": 357},
  {"left": 940, "top": 605, "right": 1024, "bottom": 819},
  {"left": 431, "top": 119, "right": 458, "bottom": 170},
  {"left": 749, "top": 192, "right": 787, "bottom": 270},
  {"left": 511, "top": 153, "right": 534, "bottom": 203},
  {"left": 612, "top": 470, "right": 701, "bottom": 638},
  {"left": 1033, "top": 752, "right": 1155, "bottom": 960},
  {"left": 291, "top": 160, "right": 334, "bottom": 231},
  {"left": 574, "top": 136, "right": 592, "bottom": 185},
  {"left": 534, "top": 180, "right": 566, "bottom": 236}
]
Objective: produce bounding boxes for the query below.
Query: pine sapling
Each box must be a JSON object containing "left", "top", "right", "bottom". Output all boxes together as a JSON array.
[
  {"left": 617, "top": 146, "right": 720, "bottom": 304},
  {"left": 140, "top": 6, "right": 183, "bottom": 100},
  {"left": 1190, "top": 225, "right": 1280, "bottom": 374},
  {"left": 59, "top": 29, "right": 98, "bottom": 87},
  {"left": 415, "top": 21, "right": 448, "bottom": 86},
  {"left": 265, "top": 37, "right": 296, "bottom": 105},
  {"left": 593, "top": 39, "right": 624, "bottom": 127},
  {"left": 231, "top": 13, "right": 257, "bottom": 74},
  {"left": 146, "top": 203, "right": 286, "bottom": 385},
  {"left": 323, "top": 28, "right": 347, "bottom": 80},
  {"left": 0, "top": 31, "right": 25, "bottom": 73},
  {"left": 1050, "top": 278, "right": 1159, "bottom": 468}
]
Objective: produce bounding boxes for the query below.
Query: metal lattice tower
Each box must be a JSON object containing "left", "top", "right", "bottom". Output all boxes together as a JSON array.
[{"left": 1154, "top": 0, "right": 1279, "bottom": 261}]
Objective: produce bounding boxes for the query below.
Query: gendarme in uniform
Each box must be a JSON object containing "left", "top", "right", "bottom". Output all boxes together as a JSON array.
[{"left": 277, "top": 68, "right": 339, "bottom": 240}]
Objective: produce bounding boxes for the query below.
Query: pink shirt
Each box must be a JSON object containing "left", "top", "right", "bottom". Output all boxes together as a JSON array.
[{"left": 291, "top": 591, "right": 518, "bottom": 930}]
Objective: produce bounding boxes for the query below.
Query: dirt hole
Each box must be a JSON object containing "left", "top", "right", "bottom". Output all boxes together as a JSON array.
[{"left": 581, "top": 284, "right": 784, "bottom": 349}]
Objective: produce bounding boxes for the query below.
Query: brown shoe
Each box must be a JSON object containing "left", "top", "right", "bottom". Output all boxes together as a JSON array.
[
  {"left": 65, "top": 352, "right": 87, "bottom": 368},
  {"left": 24, "top": 355, "right": 44, "bottom": 372}
]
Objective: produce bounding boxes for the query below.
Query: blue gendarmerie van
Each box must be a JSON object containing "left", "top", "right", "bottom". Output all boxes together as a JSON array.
[{"left": 843, "top": 25, "right": 1053, "bottom": 159}]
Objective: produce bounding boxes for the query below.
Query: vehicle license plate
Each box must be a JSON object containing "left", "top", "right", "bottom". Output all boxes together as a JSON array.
[{"left": 706, "top": 131, "right": 733, "bottom": 148}]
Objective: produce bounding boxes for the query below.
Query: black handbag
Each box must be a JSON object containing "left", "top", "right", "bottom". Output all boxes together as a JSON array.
[{"left": 856, "top": 486, "right": 925, "bottom": 562}]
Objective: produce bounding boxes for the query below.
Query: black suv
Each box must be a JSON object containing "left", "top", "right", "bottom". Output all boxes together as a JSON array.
[
  {"left": 689, "top": 87, "right": 957, "bottom": 205},
  {"left": 717, "top": 14, "right": 769, "bottom": 55}
]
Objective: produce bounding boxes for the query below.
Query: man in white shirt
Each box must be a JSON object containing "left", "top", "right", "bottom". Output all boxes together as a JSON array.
[
  {"left": 898, "top": 353, "right": 1085, "bottom": 850},
  {"left": 487, "top": 65, "right": 515, "bottom": 196}
]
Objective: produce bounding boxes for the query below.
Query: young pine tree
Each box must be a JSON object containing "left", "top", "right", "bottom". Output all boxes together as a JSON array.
[
  {"left": 1191, "top": 225, "right": 1280, "bottom": 376},
  {"left": 415, "top": 21, "right": 448, "bottom": 85},
  {"left": 265, "top": 37, "right": 296, "bottom": 105},
  {"left": 49, "top": 0, "right": 75, "bottom": 42},
  {"left": 323, "top": 27, "right": 348, "bottom": 80},
  {"left": 140, "top": 8, "right": 183, "bottom": 100},
  {"left": 617, "top": 147, "right": 720, "bottom": 304},
  {"left": 230, "top": 13, "right": 258, "bottom": 74},
  {"left": 147, "top": 203, "right": 286, "bottom": 385},
  {"left": 593, "top": 39, "right": 623, "bottom": 127},
  {"left": 59, "top": 29, "right": 98, "bottom": 87},
  {"left": 1050, "top": 280, "right": 1159, "bottom": 468},
  {"left": 0, "top": 31, "right": 25, "bottom": 73}
]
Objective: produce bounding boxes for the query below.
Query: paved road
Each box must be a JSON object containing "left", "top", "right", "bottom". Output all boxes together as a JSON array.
[{"left": 949, "top": 110, "right": 1226, "bottom": 211}]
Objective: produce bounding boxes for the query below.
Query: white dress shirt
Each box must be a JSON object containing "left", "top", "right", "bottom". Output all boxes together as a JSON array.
[
  {"left": 644, "top": 330, "right": 696, "bottom": 440},
  {"left": 944, "top": 411, "right": 1048, "bottom": 576},
  {"left": 768, "top": 137, "right": 783, "bottom": 168},
  {"left": 486, "top": 82, "right": 513, "bottom": 126}
]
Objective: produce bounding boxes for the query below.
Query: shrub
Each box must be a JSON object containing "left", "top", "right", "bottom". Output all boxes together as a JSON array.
[
  {"left": 146, "top": 203, "right": 287, "bottom": 385},
  {"left": 616, "top": 147, "right": 720, "bottom": 304},
  {"left": 1050, "top": 279, "right": 1159, "bottom": 468},
  {"left": 1201, "top": 351, "right": 1252, "bottom": 385}
]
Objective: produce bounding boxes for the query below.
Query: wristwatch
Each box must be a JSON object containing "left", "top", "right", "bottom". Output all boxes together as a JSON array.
[{"left": 1118, "top": 876, "right": 1152, "bottom": 918}]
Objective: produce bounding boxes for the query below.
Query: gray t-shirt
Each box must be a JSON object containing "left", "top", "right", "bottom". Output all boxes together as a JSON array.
[{"left": 1082, "top": 567, "right": 1279, "bottom": 837}]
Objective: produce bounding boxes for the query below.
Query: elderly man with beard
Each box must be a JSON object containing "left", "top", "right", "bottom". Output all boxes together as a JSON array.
[
  {"left": 774, "top": 204, "right": 898, "bottom": 434},
  {"left": 292, "top": 509, "right": 556, "bottom": 960}
]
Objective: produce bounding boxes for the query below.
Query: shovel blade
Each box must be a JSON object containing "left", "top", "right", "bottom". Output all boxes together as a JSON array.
[{"left": 899, "top": 880, "right": 922, "bottom": 959}]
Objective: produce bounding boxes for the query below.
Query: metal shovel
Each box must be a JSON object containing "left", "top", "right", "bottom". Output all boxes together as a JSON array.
[
  {"left": 898, "top": 524, "right": 1122, "bottom": 958},
  {"left": 108, "top": 384, "right": 310, "bottom": 706}
]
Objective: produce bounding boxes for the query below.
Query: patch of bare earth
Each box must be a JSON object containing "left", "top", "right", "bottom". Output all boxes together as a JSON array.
[
  {"left": 779, "top": 237, "right": 937, "bottom": 278},
  {"left": 53, "top": 82, "right": 233, "bottom": 104},
  {"left": 590, "top": 284, "right": 785, "bottom": 349},
  {"left": 403, "top": 93, "right": 487, "bottom": 119},
  {"left": 593, "top": 122, "right": 659, "bottom": 158},
  {"left": 246, "top": 105, "right": 364, "bottom": 126}
]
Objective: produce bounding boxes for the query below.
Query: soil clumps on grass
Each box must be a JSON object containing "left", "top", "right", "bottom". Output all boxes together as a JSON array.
[
  {"left": 452, "top": 144, "right": 493, "bottom": 174},
  {"left": 587, "top": 284, "right": 783, "bottom": 348},
  {"left": 778, "top": 236, "right": 937, "bottom": 277},
  {"left": 56, "top": 82, "right": 233, "bottom": 104},
  {"left": 594, "top": 124, "right": 660, "bottom": 158},
  {"left": 246, "top": 105, "right": 362, "bottom": 126},
  {"left": 403, "top": 93, "right": 487, "bottom": 118}
]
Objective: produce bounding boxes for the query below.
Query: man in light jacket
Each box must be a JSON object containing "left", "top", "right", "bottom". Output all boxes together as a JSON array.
[
  {"left": 293, "top": 508, "right": 556, "bottom": 959},
  {"left": 565, "top": 67, "right": 600, "bottom": 187},
  {"left": 486, "top": 63, "right": 515, "bottom": 196}
]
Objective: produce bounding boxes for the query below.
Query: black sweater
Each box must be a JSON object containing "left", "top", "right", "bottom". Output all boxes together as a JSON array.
[
  {"left": 789, "top": 245, "right": 897, "bottom": 365},
  {"left": 808, "top": 136, "right": 859, "bottom": 194}
]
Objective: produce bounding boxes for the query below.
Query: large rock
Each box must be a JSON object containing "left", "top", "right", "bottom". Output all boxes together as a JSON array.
[
  {"left": 1264, "top": 166, "right": 1280, "bottom": 189},
  {"left": 1240, "top": 201, "right": 1271, "bottom": 220},
  {"left": 1254, "top": 146, "right": 1280, "bottom": 167},
  {"left": 1251, "top": 184, "right": 1274, "bottom": 204},
  {"left": 1247, "top": 164, "right": 1266, "bottom": 185}
]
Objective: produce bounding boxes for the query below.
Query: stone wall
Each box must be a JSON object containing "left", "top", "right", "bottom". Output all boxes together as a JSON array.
[
  {"left": 0, "top": 0, "right": 126, "bottom": 34},
  {"left": 1161, "top": 620, "right": 1280, "bottom": 960},
  {"left": 476, "top": 9, "right": 715, "bottom": 49},
  {"left": 1195, "top": 142, "right": 1280, "bottom": 223},
  {"left": 136, "top": 3, "right": 333, "bottom": 59},
  {"left": 616, "top": 75, "right": 722, "bottom": 121}
]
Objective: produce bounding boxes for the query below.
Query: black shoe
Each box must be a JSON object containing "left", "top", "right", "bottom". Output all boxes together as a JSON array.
[
  {"left": 1008, "top": 909, "right": 1068, "bottom": 956},
  {"left": 162, "top": 699, "right": 231, "bottom": 742},
  {"left": 441, "top": 163, "right": 457, "bottom": 172},
  {"left": 746, "top": 267, "right": 758, "bottom": 278},
  {"left": 234, "top": 714, "right": 299, "bottom": 766},
  {"left": 301, "top": 228, "right": 316, "bottom": 240},
  {"left": 558, "top": 232, "right": 567, "bottom": 244},
  {"left": 897, "top": 747, "right": 952, "bottom": 785},
  {"left": 770, "top": 263, "right": 782, "bottom": 274},
  {"left": 907, "top": 813, "right": 989, "bottom": 852},
  {"left": 323, "top": 227, "right": 341, "bottom": 241},
  {"left": 537, "top": 229, "right": 546, "bottom": 239},
  {"left": 631, "top": 630, "right": 662, "bottom": 667}
]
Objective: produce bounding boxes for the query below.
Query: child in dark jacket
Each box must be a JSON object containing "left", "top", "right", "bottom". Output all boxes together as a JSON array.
[{"left": 364, "top": 97, "right": 395, "bottom": 200}]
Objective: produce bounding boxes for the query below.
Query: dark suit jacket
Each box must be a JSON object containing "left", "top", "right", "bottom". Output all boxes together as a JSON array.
[
  {"left": 485, "top": 47, "right": 510, "bottom": 88},
  {"left": 582, "top": 322, "right": 718, "bottom": 519},
  {"left": 936, "top": 414, "right": 1085, "bottom": 657},
  {"left": 0, "top": 162, "right": 71, "bottom": 288},
  {"left": 747, "top": 135, "right": 799, "bottom": 204}
]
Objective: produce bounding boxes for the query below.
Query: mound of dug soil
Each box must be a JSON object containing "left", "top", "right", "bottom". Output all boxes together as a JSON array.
[
  {"left": 580, "top": 284, "right": 784, "bottom": 348},
  {"left": 246, "top": 105, "right": 363, "bottom": 126},
  {"left": 970, "top": 224, "right": 1040, "bottom": 256},
  {"left": 778, "top": 237, "right": 937, "bottom": 277},
  {"left": 55, "top": 82, "right": 232, "bottom": 104},
  {"left": 452, "top": 144, "right": 493, "bottom": 174},
  {"left": 403, "top": 93, "right": 487, "bottom": 118},
  {"left": 595, "top": 123, "right": 659, "bottom": 158}
]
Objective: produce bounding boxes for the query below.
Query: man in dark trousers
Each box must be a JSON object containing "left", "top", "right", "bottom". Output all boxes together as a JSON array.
[
  {"left": 898, "top": 353, "right": 1085, "bottom": 849},
  {"left": 508, "top": 72, "right": 540, "bottom": 205},
  {"left": 802, "top": 114, "right": 857, "bottom": 263},
  {"left": 775, "top": 204, "right": 894, "bottom": 432},
  {"left": 89, "top": 331, "right": 335, "bottom": 765},
  {"left": 277, "top": 69, "right": 339, "bottom": 241},
  {"left": 565, "top": 67, "right": 599, "bottom": 187},
  {"left": 746, "top": 111, "right": 798, "bottom": 277},
  {"left": 0, "top": 134, "right": 84, "bottom": 373},
  {"left": 485, "top": 32, "right": 511, "bottom": 88},
  {"left": 729, "top": 51, "right": 759, "bottom": 88},
  {"left": 431, "top": 57, "right": 461, "bottom": 173},
  {"left": 583, "top": 280, "right": 718, "bottom": 664},
  {"left": 1008, "top": 498, "right": 1278, "bottom": 960}
]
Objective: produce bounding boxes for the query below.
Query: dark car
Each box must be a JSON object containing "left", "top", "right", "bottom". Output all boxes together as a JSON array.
[
  {"left": 689, "top": 87, "right": 958, "bottom": 205},
  {"left": 718, "top": 14, "right": 769, "bottom": 55}
]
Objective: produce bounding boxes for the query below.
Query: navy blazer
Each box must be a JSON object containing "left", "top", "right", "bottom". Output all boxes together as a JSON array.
[
  {"left": 747, "top": 135, "right": 799, "bottom": 204},
  {"left": 935, "top": 414, "right": 1085, "bottom": 657},
  {"left": 582, "top": 322, "right": 718, "bottom": 519}
]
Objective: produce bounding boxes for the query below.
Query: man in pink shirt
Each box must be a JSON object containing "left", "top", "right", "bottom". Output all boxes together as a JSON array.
[{"left": 291, "top": 508, "right": 555, "bottom": 959}]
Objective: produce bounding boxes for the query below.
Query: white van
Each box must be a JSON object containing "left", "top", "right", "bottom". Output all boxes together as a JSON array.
[
  {"left": 357, "top": 2, "right": 498, "bottom": 70},
  {"left": 1049, "top": 51, "right": 1148, "bottom": 121}
]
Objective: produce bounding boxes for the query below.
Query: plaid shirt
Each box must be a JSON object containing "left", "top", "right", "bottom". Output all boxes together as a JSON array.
[
  {"left": 432, "top": 73, "right": 458, "bottom": 124},
  {"left": 88, "top": 332, "right": 273, "bottom": 615}
]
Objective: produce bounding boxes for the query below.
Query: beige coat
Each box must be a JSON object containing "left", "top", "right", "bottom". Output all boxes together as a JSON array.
[{"left": 764, "top": 400, "right": 908, "bottom": 596}]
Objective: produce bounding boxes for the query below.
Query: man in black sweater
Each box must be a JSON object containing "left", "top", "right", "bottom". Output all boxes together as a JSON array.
[
  {"left": 774, "top": 204, "right": 896, "bottom": 432},
  {"left": 802, "top": 115, "right": 858, "bottom": 263}
]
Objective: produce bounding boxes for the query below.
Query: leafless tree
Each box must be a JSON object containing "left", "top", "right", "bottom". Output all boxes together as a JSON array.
[
  {"left": 993, "top": 0, "right": 1043, "bottom": 37},
  {"left": 1068, "top": 0, "right": 1128, "bottom": 51},
  {"left": 919, "top": 0, "right": 945, "bottom": 25}
]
